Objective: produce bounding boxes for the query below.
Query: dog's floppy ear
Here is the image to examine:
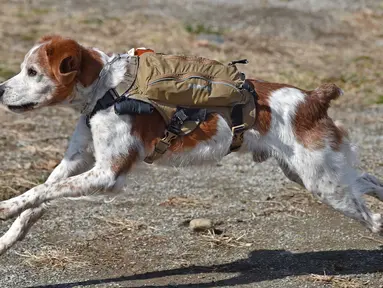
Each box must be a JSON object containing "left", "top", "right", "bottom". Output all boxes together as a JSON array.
[
  {"left": 55, "top": 55, "right": 79, "bottom": 86},
  {"left": 45, "top": 38, "right": 81, "bottom": 86}
]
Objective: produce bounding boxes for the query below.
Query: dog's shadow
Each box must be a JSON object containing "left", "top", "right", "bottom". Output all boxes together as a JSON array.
[{"left": 27, "top": 248, "right": 383, "bottom": 288}]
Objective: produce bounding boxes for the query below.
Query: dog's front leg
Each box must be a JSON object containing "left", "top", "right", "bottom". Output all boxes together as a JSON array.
[
  {"left": 0, "top": 116, "right": 94, "bottom": 254},
  {"left": 0, "top": 112, "right": 143, "bottom": 220},
  {"left": 0, "top": 160, "right": 137, "bottom": 220},
  {"left": 46, "top": 115, "right": 95, "bottom": 182}
]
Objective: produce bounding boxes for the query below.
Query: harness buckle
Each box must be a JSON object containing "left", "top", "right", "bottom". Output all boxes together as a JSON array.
[
  {"left": 144, "top": 129, "right": 178, "bottom": 164},
  {"left": 232, "top": 124, "right": 247, "bottom": 134},
  {"left": 155, "top": 130, "right": 178, "bottom": 155},
  {"left": 230, "top": 124, "right": 247, "bottom": 152}
]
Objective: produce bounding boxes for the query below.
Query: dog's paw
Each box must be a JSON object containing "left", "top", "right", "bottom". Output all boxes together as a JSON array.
[
  {"left": 362, "top": 173, "right": 383, "bottom": 187},
  {"left": 0, "top": 200, "right": 19, "bottom": 221},
  {"left": 0, "top": 242, "right": 6, "bottom": 256},
  {"left": 370, "top": 213, "right": 383, "bottom": 234}
]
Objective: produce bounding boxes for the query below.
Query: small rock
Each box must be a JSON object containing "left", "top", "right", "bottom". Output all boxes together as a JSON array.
[
  {"left": 195, "top": 39, "right": 210, "bottom": 47},
  {"left": 189, "top": 218, "right": 213, "bottom": 232},
  {"left": 23, "top": 162, "right": 32, "bottom": 169}
]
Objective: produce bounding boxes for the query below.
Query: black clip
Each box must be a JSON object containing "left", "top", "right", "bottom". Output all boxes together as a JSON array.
[
  {"left": 242, "top": 81, "right": 258, "bottom": 100},
  {"left": 229, "top": 59, "right": 249, "bottom": 66},
  {"left": 168, "top": 109, "right": 188, "bottom": 134}
]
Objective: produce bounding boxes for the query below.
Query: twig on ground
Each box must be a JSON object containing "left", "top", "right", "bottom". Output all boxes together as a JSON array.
[
  {"left": 14, "top": 247, "right": 89, "bottom": 269},
  {"left": 200, "top": 229, "right": 252, "bottom": 248},
  {"left": 359, "top": 234, "right": 383, "bottom": 245}
]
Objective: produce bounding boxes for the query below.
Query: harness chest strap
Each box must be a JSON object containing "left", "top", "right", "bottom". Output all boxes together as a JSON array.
[{"left": 144, "top": 108, "right": 207, "bottom": 164}]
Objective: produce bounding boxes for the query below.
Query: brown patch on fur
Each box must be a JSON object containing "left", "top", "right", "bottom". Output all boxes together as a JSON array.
[
  {"left": 169, "top": 113, "right": 220, "bottom": 152},
  {"left": 293, "top": 83, "right": 343, "bottom": 150},
  {"left": 36, "top": 35, "right": 103, "bottom": 105},
  {"left": 131, "top": 110, "right": 167, "bottom": 152},
  {"left": 248, "top": 79, "right": 298, "bottom": 135},
  {"left": 248, "top": 80, "right": 344, "bottom": 150},
  {"left": 111, "top": 149, "right": 139, "bottom": 175},
  {"left": 36, "top": 45, "right": 73, "bottom": 104},
  {"left": 130, "top": 110, "right": 220, "bottom": 155},
  {"left": 78, "top": 48, "right": 103, "bottom": 87}
]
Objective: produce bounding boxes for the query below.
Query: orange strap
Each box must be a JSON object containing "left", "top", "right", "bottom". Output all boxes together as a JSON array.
[{"left": 134, "top": 48, "right": 154, "bottom": 56}]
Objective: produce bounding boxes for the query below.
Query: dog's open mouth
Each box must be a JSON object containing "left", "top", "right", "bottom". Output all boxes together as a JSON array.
[{"left": 7, "top": 102, "right": 38, "bottom": 112}]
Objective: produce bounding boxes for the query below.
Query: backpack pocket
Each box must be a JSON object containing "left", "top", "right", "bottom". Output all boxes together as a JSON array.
[{"left": 146, "top": 72, "right": 245, "bottom": 107}]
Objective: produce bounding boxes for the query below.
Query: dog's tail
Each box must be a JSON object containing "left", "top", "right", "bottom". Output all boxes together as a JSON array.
[{"left": 313, "top": 83, "right": 343, "bottom": 104}]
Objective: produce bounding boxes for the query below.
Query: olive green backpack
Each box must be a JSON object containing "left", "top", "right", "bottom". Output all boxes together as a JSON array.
[
  {"left": 127, "top": 53, "right": 249, "bottom": 118},
  {"left": 116, "top": 51, "right": 257, "bottom": 163}
]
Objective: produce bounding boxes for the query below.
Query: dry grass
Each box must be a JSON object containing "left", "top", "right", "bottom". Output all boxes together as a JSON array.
[
  {"left": 94, "top": 216, "right": 155, "bottom": 232},
  {"left": 251, "top": 199, "right": 307, "bottom": 218},
  {"left": 200, "top": 229, "right": 252, "bottom": 249},
  {"left": 159, "top": 196, "right": 211, "bottom": 208},
  {"left": 15, "top": 247, "right": 89, "bottom": 269},
  {"left": 307, "top": 274, "right": 371, "bottom": 288},
  {"left": 0, "top": 173, "right": 46, "bottom": 201}
]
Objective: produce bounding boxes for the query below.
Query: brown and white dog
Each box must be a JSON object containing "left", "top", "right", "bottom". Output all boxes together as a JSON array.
[{"left": 0, "top": 35, "right": 382, "bottom": 255}]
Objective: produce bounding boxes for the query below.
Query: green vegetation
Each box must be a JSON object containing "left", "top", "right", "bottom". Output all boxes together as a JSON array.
[
  {"left": 31, "top": 8, "right": 51, "bottom": 15},
  {"left": 184, "top": 23, "right": 225, "bottom": 35},
  {"left": 80, "top": 17, "right": 104, "bottom": 25},
  {"left": 20, "top": 30, "right": 40, "bottom": 42},
  {"left": 0, "top": 66, "right": 16, "bottom": 80}
]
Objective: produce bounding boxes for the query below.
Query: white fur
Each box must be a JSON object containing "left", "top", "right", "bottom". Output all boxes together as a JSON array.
[{"left": 0, "top": 41, "right": 382, "bottom": 255}]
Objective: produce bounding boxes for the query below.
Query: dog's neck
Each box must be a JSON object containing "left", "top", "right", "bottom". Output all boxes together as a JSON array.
[{"left": 69, "top": 48, "right": 132, "bottom": 114}]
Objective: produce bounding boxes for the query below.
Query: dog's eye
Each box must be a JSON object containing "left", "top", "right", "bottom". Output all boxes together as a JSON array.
[{"left": 27, "top": 68, "right": 37, "bottom": 77}]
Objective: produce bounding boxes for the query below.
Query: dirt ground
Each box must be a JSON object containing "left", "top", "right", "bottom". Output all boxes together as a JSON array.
[{"left": 0, "top": 0, "right": 382, "bottom": 287}]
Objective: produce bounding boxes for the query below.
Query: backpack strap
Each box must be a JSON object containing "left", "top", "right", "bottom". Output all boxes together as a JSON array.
[
  {"left": 229, "top": 104, "right": 247, "bottom": 152},
  {"left": 229, "top": 80, "right": 259, "bottom": 152}
]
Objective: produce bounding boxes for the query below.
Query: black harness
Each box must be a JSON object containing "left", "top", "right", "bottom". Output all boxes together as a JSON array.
[{"left": 85, "top": 89, "right": 119, "bottom": 127}]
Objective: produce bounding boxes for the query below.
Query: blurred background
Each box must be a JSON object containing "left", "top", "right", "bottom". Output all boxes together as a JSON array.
[
  {"left": 1, "top": 0, "right": 382, "bottom": 105},
  {"left": 0, "top": 1, "right": 382, "bottom": 287}
]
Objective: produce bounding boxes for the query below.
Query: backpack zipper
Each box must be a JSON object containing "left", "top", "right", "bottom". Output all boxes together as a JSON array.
[{"left": 148, "top": 75, "right": 242, "bottom": 93}]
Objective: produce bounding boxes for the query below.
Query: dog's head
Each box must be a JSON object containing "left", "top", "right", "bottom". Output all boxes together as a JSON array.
[{"left": 0, "top": 35, "right": 103, "bottom": 113}]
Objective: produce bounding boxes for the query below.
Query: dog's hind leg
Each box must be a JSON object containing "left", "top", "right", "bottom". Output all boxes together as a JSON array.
[
  {"left": 357, "top": 173, "right": 383, "bottom": 201},
  {"left": 277, "top": 159, "right": 305, "bottom": 187},
  {"left": 292, "top": 142, "right": 382, "bottom": 234}
]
